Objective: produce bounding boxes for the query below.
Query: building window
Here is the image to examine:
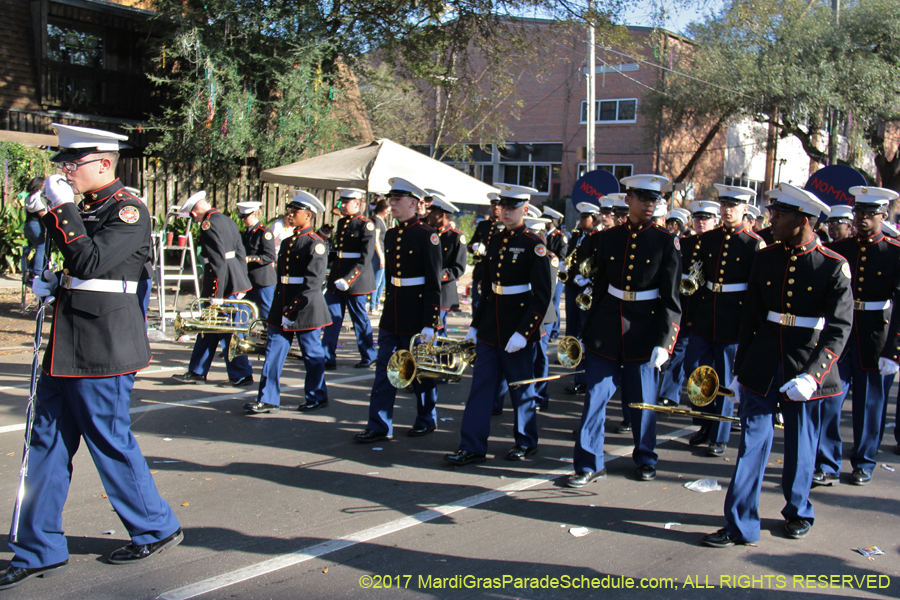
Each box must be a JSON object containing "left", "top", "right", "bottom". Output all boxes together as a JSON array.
[
  {"left": 577, "top": 163, "right": 633, "bottom": 183},
  {"left": 580, "top": 99, "right": 638, "bottom": 124},
  {"left": 47, "top": 23, "right": 104, "bottom": 68},
  {"left": 723, "top": 176, "right": 764, "bottom": 205}
]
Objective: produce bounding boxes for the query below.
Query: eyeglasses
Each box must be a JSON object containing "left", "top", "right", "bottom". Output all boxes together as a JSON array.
[{"left": 60, "top": 158, "right": 103, "bottom": 172}]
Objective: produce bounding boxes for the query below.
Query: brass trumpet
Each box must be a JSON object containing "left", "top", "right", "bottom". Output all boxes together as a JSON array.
[
  {"left": 576, "top": 287, "right": 592, "bottom": 310},
  {"left": 471, "top": 243, "right": 487, "bottom": 263},
  {"left": 508, "top": 336, "right": 584, "bottom": 387},
  {"left": 227, "top": 319, "right": 305, "bottom": 362},
  {"left": 174, "top": 298, "right": 260, "bottom": 337},
  {"left": 680, "top": 260, "right": 705, "bottom": 296},
  {"left": 557, "top": 252, "right": 577, "bottom": 283},
  {"left": 386, "top": 333, "right": 477, "bottom": 389}
]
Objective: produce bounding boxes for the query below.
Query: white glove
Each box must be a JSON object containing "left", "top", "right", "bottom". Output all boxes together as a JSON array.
[
  {"left": 419, "top": 327, "right": 435, "bottom": 344},
  {"left": 471, "top": 242, "right": 485, "bottom": 256},
  {"left": 209, "top": 297, "right": 224, "bottom": 306},
  {"left": 779, "top": 373, "right": 817, "bottom": 402},
  {"left": 879, "top": 357, "right": 900, "bottom": 376},
  {"left": 24, "top": 192, "right": 46, "bottom": 213},
  {"left": 464, "top": 327, "right": 478, "bottom": 342},
  {"left": 281, "top": 316, "right": 293, "bottom": 329},
  {"left": 32, "top": 270, "right": 58, "bottom": 299},
  {"left": 504, "top": 332, "right": 527, "bottom": 353},
  {"left": 43, "top": 174, "right": 75, "bottom": 208},
  {"left": 558, "top": 261, "right": 568, "bottom": 274},
  {"left": 649, "top": 346, "right": 669, "bottom": 370},
  {"left": 334, "top": 278, "right": 350, "bottom": 291},
  {"left": 574, "top": 274, "right": 590, "bottom": 287}
]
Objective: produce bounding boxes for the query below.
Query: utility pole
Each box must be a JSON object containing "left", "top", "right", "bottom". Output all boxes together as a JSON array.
[{"left": 586, "top": 0, "right": 596, "bottom": 173}]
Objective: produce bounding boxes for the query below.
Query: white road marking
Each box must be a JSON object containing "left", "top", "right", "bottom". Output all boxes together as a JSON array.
[{"left": 159, "top": 424, "right": 699, "bottom": 600}]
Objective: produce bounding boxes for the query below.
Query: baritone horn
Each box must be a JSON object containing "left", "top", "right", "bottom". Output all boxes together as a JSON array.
[
  {"left": 174, "top": 298, "right": 260, "bottom": 337},
  {"left": 387, "top": 333, "right": 477, "bottom": 389},
  {"left": 228, "top": 319, "right": 305, "bottom": 362},
  {"left": 508, "top": 336, "right": 584, "bottom": 387},
  {"left": 679, "top": 260, "right": 705, "bottom": 296}
]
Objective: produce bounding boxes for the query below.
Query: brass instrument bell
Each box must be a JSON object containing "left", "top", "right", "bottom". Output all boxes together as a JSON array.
[
  {"left": 686, "top": 365, "right": 735, "bottom": 407},
  {"left": 386, "top": 333, "right": 477, "bottom": 389},
  {"left": 556, "top": 336, "right": 583, "bottom": 369},
  {"left": 679, "top": 260, "right": 705, "bottom": 296}
]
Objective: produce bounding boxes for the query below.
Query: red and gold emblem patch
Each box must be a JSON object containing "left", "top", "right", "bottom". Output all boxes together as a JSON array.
[
  {"left": 534, "top": 244, "right": 547, "bottom": 257},
  {"left": 430, "top": 233, "right": 440, "bottom": 245},
  {"left": 315, "top": 243, "right": 325, "bottom": 255},
  {"left": 118, "top": 206, "right": 139, "bottom": 224},
  {"left": 201, "top": 221, "right": 211, "bottom": 231},
  {"left": 264, "top": 231, "right": 273, "bottom": 240}
]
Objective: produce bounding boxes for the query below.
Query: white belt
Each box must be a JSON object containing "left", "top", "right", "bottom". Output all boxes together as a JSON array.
[
  {"left": 854, "top": 299, "right": 891, "bottom": 311},
  {"left": 391, "top": 276, "right": 425, "bottom": 287},
  {"left": 492, "top": 283, "right": 532, "bottom": 295},
  {"left": 608, "top": 284, "right": 659, "bottom": 301},
  {"left": 767, "top": 311, "right": 825, "bottom": 330},
  {"left": 203, "top": 251, "right": 237, "bottom": 264},
  {"left": 338, "top": 252, "right": 361, "bottom": 258},
  {"left": 705, "top": 281, "right": 749, "bottom": 293},
  {"left": 281, "top": 276, "right": 305, "bottom": 284},
  {"left": 61, "top": 275, "right": 138, "bottom": 294}
]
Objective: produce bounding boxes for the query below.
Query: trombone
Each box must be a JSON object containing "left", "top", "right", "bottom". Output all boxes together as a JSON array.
[
  {"left": 386, "top": 333, "right": 477, "bottom": 388},
  {"left": 629, "top": 366, "right": 784, "bottom": 429},
  {"left": 508, "top": 336, "right": 584, "bottom": 387}
]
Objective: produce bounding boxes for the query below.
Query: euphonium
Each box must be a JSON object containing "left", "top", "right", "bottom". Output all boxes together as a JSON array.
[
  {"left": 387, "top": 333, "right": 477, "bottom": 389},
  {"left": 556, "top": 336, "right": 584, "bottom": 368},
  {"left": 227, "top": 319, "right": 304, "bottom": 362},
  {"left": 174, "top": 298, "right": 260, "bottom": 337},
  {"left": 679, "top": 260, "right": 705, "bottom": 296}
]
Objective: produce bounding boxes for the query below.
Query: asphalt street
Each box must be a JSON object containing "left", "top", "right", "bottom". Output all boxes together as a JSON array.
[{"left": 0, "top": 314, "right": 896, "bottom": 600}]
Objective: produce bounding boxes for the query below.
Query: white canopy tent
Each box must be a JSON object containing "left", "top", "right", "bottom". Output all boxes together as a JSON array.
[{"left": 260, "top": 139, "right": 497, "bottom": 206}]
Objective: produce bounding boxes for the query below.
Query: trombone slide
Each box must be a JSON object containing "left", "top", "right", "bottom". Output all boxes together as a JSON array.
[{"left": 628, "top": 403, "right": 784, "bottom": 430}]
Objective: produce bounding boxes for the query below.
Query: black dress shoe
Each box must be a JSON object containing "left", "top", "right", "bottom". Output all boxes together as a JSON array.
[
  {"left": 812, "top": 469, "right": 840, "bottom": 486},
  {"left": 566, "top": 469, "right": 607, "bottom": 488},
  {"left": 637, "top": 465, "right": 657, "bottom": 481},
  {"left": 172, "top": 372, "right": 206, "bottom": 384},
  {"left": 324, "top": 363, "right": 337, "bottom": 371},
  {"left": 443, "top": 450, "right": 486, "bottom": 466},
  {"left": 243, "top": 401, "right": 280, "bottom": 414},
  {"left": 220, "top": 375, "right": 253, "bottom": 387},
  {"left": 506, "top": 445, "right": 538, "bottom": 461},
  {"left": 701, "top": 528, "right": 746, "bottom": 548},
  {"left": 0, "top": 561, "right": 68, "bottom": 590},
  {"left": 353, "top": 429, "right": 390, "bottom": 443},
  {"left": 894, "top": 442, "right": 900, "bottom": 455},
  {"left": 536, "top": 404, "right": 549, "bottom": 412},
  {"left": 689, "top": 425, "right": 711, "bottom": 447},
  {"left": 407, "top": 424, "right": 436, "bottom": 437},
  {"left": 354, "top": 360, "right": 374, "bottom": 369},
  {"left": 296, "top": 399, "right": 329, "bottom": 412},
  {"left": 850, "top": 467, "right": 872, "bottom": 486},
  {"left": 784, "top": 519, "right": 812, "bottom": 539},
  {"left": 615, "top": 422, "right": 632, "bottom": 434},
  {"left": 564, "top": 383, "right": 586, "bottom": 395},
  {"left": 707, "top": 443, "right": 725, "bottom": 457},
  {"left": 108, "top": 528, "right": 184, "bottom": 564}
]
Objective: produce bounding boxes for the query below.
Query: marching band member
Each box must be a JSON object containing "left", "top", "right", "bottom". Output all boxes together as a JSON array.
[
  {"left": 568, "top": 174, "right": 681, "bottom": 486},
  {"left": 562, "top": 202, "right": 599, "bottom": 395},
  {"left": 543, "top": 206, "right": 568, "bottom": 341},
  {"left": 825, "top": 205, "right": 855, "bottom": 243},
  {"left": 703, "top": 183, "right": 852, "bottom": 547},
  {"left": 173, "top": 191, "right": 254, "bottom": 387},
  {"left": 524, "top": 215, "right": 559, "bottom": 411},
  {"left": 611, "top": 193, "right": 629, "bottom": 226},
  {"left": 468, "top": 192, "right": 503, "bottom": 313},
  {"left": 243, "top": 192, "right": 331, "bottom": 414},
  {"left": 657, "top": 207, "right": 694, "bottom": 408},
  {"left": 425, "top": 191, "right": 468, "bottom": 332},
  {"left": 813, "top": 187, "right": 900, "bottom": 486},
  {"left": 0, "top": 125, "right": 182, "bottom": 591},
  {"left": 322, "top": 188, "right": 378, "bottom": 370},
  {"left": 238, "top": 201, "right": 277, "bottom": 319},
  {"left": 684, "top": 186, "right": 764, "bottom": 457},
  {"left": 445, "top": 184, "right": 551, "bottom": 465},
  {"left": 598, "top": 195, "right": 616, "bottom": 230},
  {"left": 354, "top": 178, "right": 442, "bottom": 442}
]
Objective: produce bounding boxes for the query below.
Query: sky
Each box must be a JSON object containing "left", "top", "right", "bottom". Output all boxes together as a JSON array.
[{"left": 623, "top": 0, "right": 726, "bottom": 35}]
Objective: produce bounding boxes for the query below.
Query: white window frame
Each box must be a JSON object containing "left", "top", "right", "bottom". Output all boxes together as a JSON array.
[
  {"left": 577, "top": 163, "right": 634, "bottom": 180},
  {"left": 580, "top": 98, "right": 639, "bottom": 124}
]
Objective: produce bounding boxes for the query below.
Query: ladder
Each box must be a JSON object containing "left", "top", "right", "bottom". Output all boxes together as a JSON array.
[{"left": 156, "top": 208, "right": 201, "bottom": 332}]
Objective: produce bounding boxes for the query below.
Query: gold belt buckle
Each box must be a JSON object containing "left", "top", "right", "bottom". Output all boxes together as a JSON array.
[
  {"left": 622, "top": 291, "right": 636, "bottom": 301},
  {"left": 779, "top": 313, "right": 796, "bottom": 327},
  {"left": 61, "top": 274, "right": 73, "bottom": 289},
  {"left": 711, "top": 283, "right": 722, "bottom": 293},
  {"left": 853, "top": 300, "right": 865, "bottom": 311},
  {"left": 494, "top": 284, "right": 504, "bottom": 294}
]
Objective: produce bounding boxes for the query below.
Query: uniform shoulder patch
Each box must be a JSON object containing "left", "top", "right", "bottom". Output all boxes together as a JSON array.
[
  {"left": 551, "top": 256, "right": 559, "bottom": 268},
  {"left": 315, "top": 243, "right": 326, "bottom": 255},
  {"left": 841, "top": 262, "right": 851, "bottom": 279},
  {"left": 430, "top": 233, "right": 440, "bottom": 246},
  {"left": 535, "top": 244, "right": 547, "bottom": 257},
  {"left": 201, "top": 221, "right": 211, "bottom": 231},
  {"left": 758, "top": 240, "right": 767, "bottom": 250},
  {"left": 674, "top": 236, "right": 681, "bottom": 251},
  {"left": 366, "top": 221, "right": 374, "bottom": 231},
  {"left": 118, "top": 206, "right": 139, "bottom": 224},
  {"left": 264, "top": 231, "right": 273, "bottom": 240},
  {"left": 459, "top": 234, "right": 466, "bottom": 245}
]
